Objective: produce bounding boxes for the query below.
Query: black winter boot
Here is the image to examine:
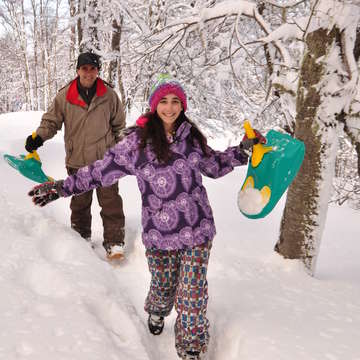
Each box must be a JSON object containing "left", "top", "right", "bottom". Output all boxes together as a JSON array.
[
  {"left": 147, "top": 314, "right": 164, "bottom": 335},
  {"left": 183, "top": 351, "right": 201, "bottom": 360}
]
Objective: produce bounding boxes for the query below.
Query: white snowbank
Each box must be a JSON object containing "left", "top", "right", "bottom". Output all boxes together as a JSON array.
[{"left": 0, "top": 111, "right": 359, "bottom": 360}]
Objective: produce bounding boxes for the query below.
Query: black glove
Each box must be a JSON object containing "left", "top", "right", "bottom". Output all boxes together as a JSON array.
[
  {"left": 240, "top": 129, "right": 266, "bottom": 150},
  {"left": 240, "top": 137, "right": 260, "bottom": 151},
  {"left": 25, "top": 134, "right": 43, "bottom": 153},
  {"left": 28, "top": 180, "right": 64, "bottom": 207}
]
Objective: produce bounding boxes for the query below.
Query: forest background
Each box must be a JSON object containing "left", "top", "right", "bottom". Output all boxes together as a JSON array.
[{"left": 0, "top": 0, "right": 359, "bottom": 275}]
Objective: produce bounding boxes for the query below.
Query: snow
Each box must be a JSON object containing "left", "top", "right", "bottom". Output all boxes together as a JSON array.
[
  {"left": 237, "top": 187, "right": 266, "bottom": 215},
  {"left": 1, "top": 111, "right": 360, "bottom": 360}
]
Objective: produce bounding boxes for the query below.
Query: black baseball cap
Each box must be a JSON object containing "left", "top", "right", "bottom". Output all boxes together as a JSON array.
[{"left": 76, "top": 52, "right": 101, "bottom": 69}]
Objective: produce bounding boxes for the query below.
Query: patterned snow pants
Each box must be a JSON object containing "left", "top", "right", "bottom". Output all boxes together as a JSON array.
[{"left": 144, "top": 241, "right": 212, "bottom": 358}]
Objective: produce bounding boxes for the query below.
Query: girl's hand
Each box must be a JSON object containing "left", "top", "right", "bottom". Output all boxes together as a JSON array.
[
  {"left": 28, "top": 180, "right": 64, "bottom": 207},
  {"left": 239, "top": 129, "right": 266, "bottom": 154}
]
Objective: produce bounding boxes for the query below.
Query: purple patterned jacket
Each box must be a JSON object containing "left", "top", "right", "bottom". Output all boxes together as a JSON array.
[{"left": 61, "top": 121, "right": 248, "bottom": 250}]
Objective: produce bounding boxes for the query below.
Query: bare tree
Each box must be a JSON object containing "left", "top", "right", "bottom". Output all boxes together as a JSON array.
[{"left": 0, "top": 0, "right": 34, "bottom": 109}]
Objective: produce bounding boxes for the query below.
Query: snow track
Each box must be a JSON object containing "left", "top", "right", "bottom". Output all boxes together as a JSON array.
[{"left": 0, "top": 112, "right": 359, "bottom": 360}]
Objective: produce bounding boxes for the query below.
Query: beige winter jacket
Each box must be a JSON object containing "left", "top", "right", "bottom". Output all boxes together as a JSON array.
[{"left": 36, "top": 78, "right": 126, "bottom": 169}]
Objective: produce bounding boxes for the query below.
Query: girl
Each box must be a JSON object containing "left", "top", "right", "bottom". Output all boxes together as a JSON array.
[{"left": 29, "top": 75, "right": 264, "bottom": 360}]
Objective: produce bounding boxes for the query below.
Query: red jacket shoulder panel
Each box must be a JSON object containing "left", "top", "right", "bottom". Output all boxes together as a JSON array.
[{"left": 66, "top": 78, "right": 87, "bottom": 107}]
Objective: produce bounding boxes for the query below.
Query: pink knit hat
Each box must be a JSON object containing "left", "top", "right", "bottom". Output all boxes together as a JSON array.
[{"left": 148, "top": 74, "right": 187, "bottom": 113}]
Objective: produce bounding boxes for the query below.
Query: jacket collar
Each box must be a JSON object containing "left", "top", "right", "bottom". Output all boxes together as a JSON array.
[{"left": 66, "top": 77, "right": 107, "bottom": 107}]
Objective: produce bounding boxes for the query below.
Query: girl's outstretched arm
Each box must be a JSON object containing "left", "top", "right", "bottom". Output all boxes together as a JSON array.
[
  {"left": 198, "top": 143, "right": 249, "bottom": 179},
  {"left": 29, "top": 129, "right": 139, "bottom": 206}
]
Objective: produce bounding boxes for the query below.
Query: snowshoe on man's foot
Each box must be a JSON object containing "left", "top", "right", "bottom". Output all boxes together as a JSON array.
[{"left": 148, "top": 314, "right": 164, "bottom": 335}]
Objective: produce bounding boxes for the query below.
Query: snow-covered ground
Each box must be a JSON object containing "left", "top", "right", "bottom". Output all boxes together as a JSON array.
[{"left": 0, "top": 111, "right": 359, "bottom": 360}]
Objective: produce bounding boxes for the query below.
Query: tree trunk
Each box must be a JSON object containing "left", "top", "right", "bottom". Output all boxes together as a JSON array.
[
  {"left": 39, "top": 0, "right": 48, "bottom": 109},
  {"left": 344, "top": 26, "right": 360, "bottom": 179},
  {"left": 20, "top": 0, "right": 33, "bottom": 110},
  {"left": 31, "top": 0, "right": 39, "bottom": 110},
  {"left": 78, "top": 0, "right": 86, "bottom": 51},
  {"left": 53, "top": 0, "right": 60, "bottom": 92},
  {"left": 80, "top": 0, "right": 100, "bottom": 52},
  {"left": 77, "top": 0, "right": 100, "bottom": 52},
  {"left": 108, "top": 18, "right": 121, "bottom": 87},
  {"left": 356, "top": 143, "right": 360, "bottom": 177},
  {"left": 69, "top": 0, "right": 77, "bottom": 64},
  {"left": 275, "top": 27, "right": 341, "bottom": 274},
  {"left": 108, "top": 16, "right": 126, "bottom": 112}
]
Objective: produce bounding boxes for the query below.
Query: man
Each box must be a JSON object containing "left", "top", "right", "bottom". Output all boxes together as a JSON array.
[{"left": 25, "top": 52, "right": 126, "bottom": 260}]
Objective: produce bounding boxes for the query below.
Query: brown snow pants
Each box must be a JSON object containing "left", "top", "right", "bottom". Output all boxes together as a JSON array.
[{"left": 67, "top": 167, "right": 125, "bottom": 249}]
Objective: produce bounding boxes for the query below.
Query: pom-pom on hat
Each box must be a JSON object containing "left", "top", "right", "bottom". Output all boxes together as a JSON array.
[
  {"left": 148, "top": 74, "right": 187, "bottom": 113},
  {"left": 136, "top": 115, "right": 149, "bottom": 128}
]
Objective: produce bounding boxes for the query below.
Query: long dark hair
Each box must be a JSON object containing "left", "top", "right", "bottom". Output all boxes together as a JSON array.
[{"left": 139, "top": 111, "right": 208, "bottom": 163}]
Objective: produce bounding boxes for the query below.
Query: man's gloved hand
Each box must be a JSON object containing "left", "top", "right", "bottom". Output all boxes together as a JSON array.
[
  {"left": 25, "top": 134, "right": 44, "bottom": 153},
  {"left": 28, "top": 180, "right": 64, "bottom": 207}
]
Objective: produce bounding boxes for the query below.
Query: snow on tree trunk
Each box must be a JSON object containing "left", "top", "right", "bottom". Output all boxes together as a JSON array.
[
  {"left": 30, "top": 0, "right": 40, "bottom": 111},
  {"left": 357, "top": 143, "right": 360, "bottom": 177},
  {"left": 108, "top": 17, "right": 127, "bottom": 111},
  {"left": 108, "top": 19, "right": 121, "bottom": 87},
  {"left": 77, "top": 0, "right": 86, "bottom": 51},
  {"left": 80, "top": 0, "right": 100, "bottom": 52},
  {"left": 275, "top": 26, "right": 348, "bottom": 275},
  {"left": 20, "top": 0, "right": 34, "bottom": 110},
  {"left": 69, "top": 0, "right": 77, "bottom": 64}
]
